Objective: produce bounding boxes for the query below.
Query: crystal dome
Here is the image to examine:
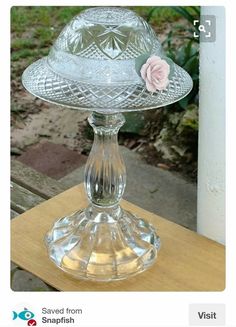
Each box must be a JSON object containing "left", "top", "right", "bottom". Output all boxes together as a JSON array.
[{"left": 22, "top": 7, "right": 193, "bottom": 112}]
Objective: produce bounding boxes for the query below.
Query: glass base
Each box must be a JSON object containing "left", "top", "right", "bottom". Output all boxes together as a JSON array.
[{"left": 45, "top": 205, "right": 161, "bottom": 281}]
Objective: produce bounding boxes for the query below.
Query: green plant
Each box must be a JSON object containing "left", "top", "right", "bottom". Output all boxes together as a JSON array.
[
  {"left": 147, "top": 6, "right": 200, "bottom": 111},
  {"left": 165, "top": 39, "right": 199, "bottom": 110},
  {"left": 146, "top": 6, "right": 200, "bottom": 29},
  {"left": 144, "top": 7, "right": 200, "bottom": 178},
  {"left": 166, "top": 7, "right": 199, "bottom": 110}
]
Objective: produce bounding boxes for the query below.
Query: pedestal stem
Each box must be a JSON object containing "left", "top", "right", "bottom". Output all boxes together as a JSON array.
[
  {"left": 45, "top": 112, "right": 160, "bottom": 281},
  {"left": 85, "top": 112, "right": 126, "bottom": 207}
]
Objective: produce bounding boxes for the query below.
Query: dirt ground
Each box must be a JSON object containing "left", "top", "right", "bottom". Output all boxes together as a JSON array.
[{"left": 11, "top": 96, "right": 90, "bottom": 155}]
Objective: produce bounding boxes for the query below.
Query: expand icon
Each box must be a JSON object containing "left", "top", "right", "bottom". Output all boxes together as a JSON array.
[
  {"left": 193, "top": 15, "right": 216, "bottom": 42},
  {"left": 13, "top": 308, "right": 37, "bottom": 326}
]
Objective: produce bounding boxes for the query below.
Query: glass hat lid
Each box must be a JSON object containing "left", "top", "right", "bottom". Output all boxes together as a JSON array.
[{"left": 22, "top": 7, "right": 193, "bottom": 112}]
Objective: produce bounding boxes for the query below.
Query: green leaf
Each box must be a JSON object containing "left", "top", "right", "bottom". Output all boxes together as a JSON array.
[
  {"left": 171, "top": 6, "right": 195, "bottom": 23},
  {"left": 164, "top": 57, "right": 175, "bottom": 79},
  {"left": 135, "top": 52, "right": 151, "bottom": 76},
  {"left": 190, "top": 6, "right": 201, "bottom": 16},
  {"left": 120, "top": 112, "right": 146, "bottom": 135},
  {"left": 171, "top": 6, "right": 199, "bottom": 33},
  {"left": 184, "top": 55, "right": 199, "bottom": 74},
  {"left": 191, "top": 73, "right": 199, "bottom": 81},
  {"left": 178, "top": 95, "right": 189, "bottom": 109},
  {"left": 11, "top": 105, "right": 26, "bottom": 112},
  {"left": 146, "top": 7, "right": 158, "bottom": 22}
]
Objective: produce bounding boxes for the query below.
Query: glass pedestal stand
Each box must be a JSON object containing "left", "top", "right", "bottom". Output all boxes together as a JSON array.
[{"left": 45, "top": 112, "right": 160, "bottom": 281}]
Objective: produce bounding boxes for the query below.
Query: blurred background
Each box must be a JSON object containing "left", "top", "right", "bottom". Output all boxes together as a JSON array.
[{"left": 11, "top": 6, "right": 199, "bottom": 182}]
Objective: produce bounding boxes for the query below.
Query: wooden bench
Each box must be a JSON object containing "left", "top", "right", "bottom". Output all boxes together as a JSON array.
[
  {"left": 11, "top": 159, "right": 67, "bottom": 291},
  {"left": 11, "top": 159, "right": 225, "bottom": 292},
  {"left": 11, "top": 159, "right": 66, "bottom": 216}
]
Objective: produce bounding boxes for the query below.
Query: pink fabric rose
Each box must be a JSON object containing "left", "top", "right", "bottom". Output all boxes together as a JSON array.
[{"left": 140, "top": 56, "right": 170, "bottom": 92}]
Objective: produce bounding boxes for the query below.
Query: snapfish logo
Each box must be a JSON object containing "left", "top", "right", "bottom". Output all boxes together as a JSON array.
[{"left": 12, "top": 308, "right": 37, "bottom": 326}]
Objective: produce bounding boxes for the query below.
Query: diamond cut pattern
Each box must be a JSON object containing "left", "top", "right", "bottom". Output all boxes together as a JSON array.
[
  {"left": 54, "top": 8, "right": 158, "bottom": 60},
  {"left": 22, "top": 7, "right": 193, "bottom": 112},
  {"left": 22, "top": 58, "right": 193, "bottom": 112}
]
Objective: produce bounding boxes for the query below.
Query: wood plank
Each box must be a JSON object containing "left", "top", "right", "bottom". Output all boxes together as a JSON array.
[
  {"left": 11, "top": 181, "right": 45, "bottom": 213},
  {"left": 11, "top": 159, "right": 65, "bottom": 199},
  {"left": 11, "top": 184, "right": 225, "bottom": 292}
]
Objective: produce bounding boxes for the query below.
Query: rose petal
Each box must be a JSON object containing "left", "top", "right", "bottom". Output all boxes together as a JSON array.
[
  {"left": 140, "top": 63, "right": 148, "bottom": 80},
  {"left": 145, "top": 79, "right": 156, "bottom": 92},
  {"left": 146, "top": 65, "right": 153, "bottom": 83},
  {"left": 162, "top": 60, "right": 170, "bottom": 74},
  {"left": 152, "top": 69, "right": 164, "bottom": 80},
  {"left": 146, "top": 56, "right": 162, "bottom": 65},
  {"left": 153, "top": 60, "right": 170, "bottom": 75},
  {"left": 151, "top": 63, "right": 162, "bottom": 72},
  {"left": 153, "top": 78, "right": 170, "bottom": 91},
  {"left": 163, "top": 60, "right": 170, "bottom": 74}
]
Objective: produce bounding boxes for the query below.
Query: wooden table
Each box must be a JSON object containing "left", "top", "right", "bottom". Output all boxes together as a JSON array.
[{"left": 11, "top": 182, "right": 225, "bottom": 292}]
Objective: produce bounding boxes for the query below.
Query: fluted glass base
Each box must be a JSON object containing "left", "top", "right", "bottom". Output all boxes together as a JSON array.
[{"left": 45, "top": 204, "right": 160, "bottom": 281}]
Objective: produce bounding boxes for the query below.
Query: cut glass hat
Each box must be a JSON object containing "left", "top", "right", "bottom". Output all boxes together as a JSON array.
[{"left": 22, "top": 7, "right": 193, "bottom": 112}]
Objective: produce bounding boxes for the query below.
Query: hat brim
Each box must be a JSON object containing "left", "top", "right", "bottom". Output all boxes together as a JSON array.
[{"left": 22, "top": 57, "right": 193, "bottom": 113}]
